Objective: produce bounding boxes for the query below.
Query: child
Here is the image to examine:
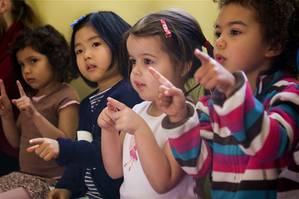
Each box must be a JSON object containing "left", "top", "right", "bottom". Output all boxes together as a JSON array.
[
  {"left": 0, "top": 25, "right": 79, "bottom": 199},
  {"left": 152, "top": 0, "right": 299, "bottom": 199},
  {"left": 0, "top": 0, "right": 41, "bottom": 176},
  {"left": 98, "top": 9, "right": 212, "bottom": 199},
  {"left": 27, "top": 11, "right": 141, "bottom": 199}
]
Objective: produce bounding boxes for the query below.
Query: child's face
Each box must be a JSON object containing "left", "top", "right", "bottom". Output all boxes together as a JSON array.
[
  {"left": 16, "top": 46, "right": 55, "bottom": 91},
  {"left": 214, "top": 3, "right": 272, "bottom": 75},
  {"left": 127, "top": 35, "right": 179, "bottom": 101},
  {"left": 74, "top": 25, "right": 112, "bottom": 85}
]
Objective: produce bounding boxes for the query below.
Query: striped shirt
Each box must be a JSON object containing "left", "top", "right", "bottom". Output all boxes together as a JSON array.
[
  {"left": 162, "top": 71, "right": 299, "bottom": 199},
  {"left": 84, "top": 88, "right": 110, "bottom": 199}
]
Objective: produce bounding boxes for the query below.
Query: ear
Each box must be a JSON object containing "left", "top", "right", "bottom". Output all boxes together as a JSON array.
[
  {"left": 264, "top": 43, "right": 282, "bottom": 58},
  {"left": 0, "top": 0, "right": 10, "bottom": 14}
]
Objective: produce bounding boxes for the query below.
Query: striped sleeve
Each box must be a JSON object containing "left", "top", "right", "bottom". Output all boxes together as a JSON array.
[
  {"left": 162, "top": 101, "right": 213, "bottom": 177},
  {"left": 212, "top": 72, "right": 299, "bottom": 160}
]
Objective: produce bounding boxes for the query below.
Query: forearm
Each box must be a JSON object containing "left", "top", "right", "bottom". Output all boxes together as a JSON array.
[
  {"left": 101, "top": 130, "right": 123, "bottom": 179},
  {"left": 1, "top": 113, "right": 20, "bottom": 148},
  {"left": 135, "top": 125, "right": 178, "bottom": 193},
  {"left": 32, "top": 111, "right": 72, "bottom": 139}
]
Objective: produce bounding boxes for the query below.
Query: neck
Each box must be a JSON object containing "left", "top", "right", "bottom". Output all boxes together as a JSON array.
[
  {"left": 97, "top": 73, "right": 123, "bottom": 91},
  {"left": 36, "top": 81, "right": 61, "bottom": 96}
]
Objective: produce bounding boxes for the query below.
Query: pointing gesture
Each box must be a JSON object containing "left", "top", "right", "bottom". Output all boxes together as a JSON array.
[
  {"left": 148, "top": 67, "right": 187, "bottom": 123},
  {"left": 193, "top": 49, "right": 235, "bottom": 97},
  {"left": 12, "top": 80, "right": 37, "bottom": 116},
  {"left": 0, "top": 79, "right": 13, "bottom": 116}
]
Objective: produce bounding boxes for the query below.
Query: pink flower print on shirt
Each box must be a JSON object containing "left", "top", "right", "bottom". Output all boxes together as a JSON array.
[{"left": 124, "top": 136, "right": 138, "bottom": 171}]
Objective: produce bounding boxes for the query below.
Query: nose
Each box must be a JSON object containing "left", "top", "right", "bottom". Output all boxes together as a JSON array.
[
  {"left": 215, "top": 36, "right": 226, "bottom": 49},
  {"left": 83, "top": 49, "right": 91, "bottom": 60},
  {"left": 22, "top": 65, "right": 30, "bottom": 74},
  {"left": 131, "top": 63, "right": 142, "bottom": 76}
]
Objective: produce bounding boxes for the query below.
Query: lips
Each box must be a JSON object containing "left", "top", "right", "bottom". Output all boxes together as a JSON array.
[
  {"left": 86, "top": 64, "right": 97, "bottom": 71},
  {"left": 133, "top": 80, "right": 145, "bottom": 89},
  {"left": 215, "top": 54, "right": 226, "bottom": 65},
  {"left": 25, "top": 78, "right": 35, "bottom": 84}
]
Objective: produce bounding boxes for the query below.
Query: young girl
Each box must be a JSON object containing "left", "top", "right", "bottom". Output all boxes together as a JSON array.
[
  {"left": 0, "top": 25, "right": 79, "bottom": 199},
  {"left": 152, "top": 0, "right": 299, "bottom": 199},
  {"left": 27, "top": 11, "right": 141, "bottom": 199},
  {"left": 98, "top": 9, "right": 212, "bottom": 199},
  {"left": 0, "top": 0, "right": 41, "bottom": 176}
]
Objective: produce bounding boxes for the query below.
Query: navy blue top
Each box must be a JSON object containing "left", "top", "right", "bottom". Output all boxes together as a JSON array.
[{"left": 55, "top": 79, "right": 141, "bottom": 199}]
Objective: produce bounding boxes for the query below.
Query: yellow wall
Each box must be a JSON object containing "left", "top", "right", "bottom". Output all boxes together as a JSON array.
[{"left": 28, "top": 0, "right": 218, "bottom": 99}]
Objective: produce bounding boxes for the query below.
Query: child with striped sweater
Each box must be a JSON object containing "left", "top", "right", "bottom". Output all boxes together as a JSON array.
[{"left": 150, "top": 0, "right": 299, "bottom": 198}]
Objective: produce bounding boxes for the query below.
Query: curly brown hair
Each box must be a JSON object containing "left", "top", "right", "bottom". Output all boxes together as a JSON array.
[
  {"left": 12, "top": 25, "right": 74, "bottom": 83},
  {"left": 215, "top": 0, "right": 299, "bottom": 73}
]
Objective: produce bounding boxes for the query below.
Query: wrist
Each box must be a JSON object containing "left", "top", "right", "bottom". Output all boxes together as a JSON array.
[{"left": 169, "top": 103, "right": 188, "bottom": 123}]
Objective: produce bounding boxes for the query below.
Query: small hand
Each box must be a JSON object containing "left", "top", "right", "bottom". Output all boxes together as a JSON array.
[
  {"left": 194, "top": 49, "right": 235, "bottom": 97},
  {"left": 98, "top": 106, "right": 118, "bottom": 134},
  {"left": 0, "top": 79, "right": 13, "bottom": 116},
  {"left": 149, "top": 67, "right": 187, "bottom": 123},
  {"left": 27, "top": 138, "right": 60, "bottom": 161},
  {"left": 12, "top": 80, "right": 37, "bottom": 116},
  {"left": 106, "top": 97, "right": 145, "bottom": 135}
]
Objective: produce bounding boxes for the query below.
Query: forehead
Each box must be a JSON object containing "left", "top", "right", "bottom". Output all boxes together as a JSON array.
[
  {"left": 216, "top": 3, "right": 258, "bottom": 26},
  {"left": 75, "top": 25, "right": 101, "bottom": 43},
  {"left": 16, "top": 46, "right": 42, "bottom": 59},
  {"left": 126, "top": 34, "right": 165, "bottom": 56}
]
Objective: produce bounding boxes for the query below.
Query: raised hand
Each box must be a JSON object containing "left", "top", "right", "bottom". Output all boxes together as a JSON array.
[
  {"left": 0, "top": 79, "right": 13, "bottom": 116},
  {"left": 148, "top": 67, "right": 187, "bottom": 123},
  {"left": 12, "top": 80, "right": 37, "bottom": 116},
  {"left": 105, "top": 97, "right": 145, "bottom": 135},
  {"left": 194, "top": 49, "right": 235, "bottom": 97},
  {"left": 27, "top": 138, "right": 59, "bottom": 161},
  {"left": 98, "top": 106, "right": 118, "bottom": 134}
]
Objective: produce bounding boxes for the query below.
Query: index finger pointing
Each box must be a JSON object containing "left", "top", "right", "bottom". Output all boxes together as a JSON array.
[
  {"left": 16, "top": 80, "right": 26, "bottom": 97},
  {"left": 0, "top": 79, "right": 7, "bottom": 96},
  {"left": 148, "top": 67, "right": 173, "bottom": 88},
  {"left": 107, "top": 97, "right": 127, "bottom": 111},
  {"left": 194, "top": 49, "right": 212, "bottom": 65},
  {"left": 29, "top": 138, "right": 46, "bottom": 145}
]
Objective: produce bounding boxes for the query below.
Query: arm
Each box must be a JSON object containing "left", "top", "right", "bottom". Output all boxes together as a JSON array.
[
  {"left": 31, "top": 104, "right": 78, "bottom": 139},
  {"left": 0, "top": 79, "right": 20, "bottom": 148},
  {"left": 211, "top": 72, "right": 299, "bottom": 160},
  {"left": 12, "top": 81, "right": 79, "bottom": 139},
  {"left": 98, "top": 106, "right": 124, "bottom": 179},
  {"left": 134, "top": 124, "right": 185, "bottom": 193}
]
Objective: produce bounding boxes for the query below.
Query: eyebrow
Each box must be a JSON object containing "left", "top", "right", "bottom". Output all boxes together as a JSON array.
[{"left": 215, "top": 20, "right": 248, "bottom": 28}]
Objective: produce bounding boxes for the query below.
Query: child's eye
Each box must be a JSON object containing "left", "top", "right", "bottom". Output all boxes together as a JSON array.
[
  {"left": 129, "top": 59, "right": 136, "bottom": 67},
  {"left": 230, "top": 29, "right": 241, "bottom": 36},
  {"left": 92, "top": 42, "right": 101, "bottom": 48},
  {"left": 214, "top": 31, "right": 221, "bottom": 39},
  {"left": 29, "top": 58, "right": 38, "bottom": 64},
  {"left": 144, "top": 58, "right": 154, "bottom": 65},
  {"left": 75, "top": 49, "right": 83, "bottom": 55}
]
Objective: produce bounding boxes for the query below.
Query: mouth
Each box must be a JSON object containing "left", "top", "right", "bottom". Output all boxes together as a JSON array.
[
  {"left": 25, "top": 78, "right": 35, "bottom": 84},
  {"left": 86, "top": 64, "right": 97, "bottom": 71},
  {"left": 133, "top": 80, "right": 146, "bottom": 89},
  {"left": 215, "top": 54, "right": 226, "bottom": 65}
]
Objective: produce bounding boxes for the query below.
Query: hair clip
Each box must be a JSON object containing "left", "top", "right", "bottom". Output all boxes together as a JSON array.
[
  {"left": 160, "top": 19, "right": 172, "bottom": 38},
  {"left": 70, "top": 15, "right": 85, "bottom": 28}
]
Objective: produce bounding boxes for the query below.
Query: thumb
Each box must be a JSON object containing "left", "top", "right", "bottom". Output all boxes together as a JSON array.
[
  {"left": 107, "top": 97, "right": 127, "bottom": 111},
  {"left": 194, "top": 48, "right": 211, "bottom": 66}
]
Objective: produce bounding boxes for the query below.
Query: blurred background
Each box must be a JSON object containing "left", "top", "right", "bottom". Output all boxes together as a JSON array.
[{"left": 27, "top": 0, "right": 218, "bottom": 99}]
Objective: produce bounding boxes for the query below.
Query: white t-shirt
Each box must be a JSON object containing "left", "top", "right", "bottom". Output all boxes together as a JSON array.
[{"left": 120, "top": 101, "right": 197, "bottom": 199}]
